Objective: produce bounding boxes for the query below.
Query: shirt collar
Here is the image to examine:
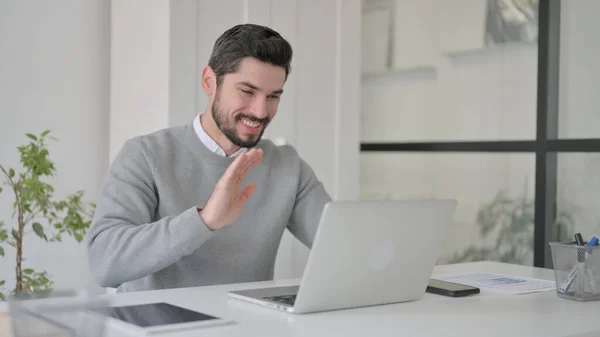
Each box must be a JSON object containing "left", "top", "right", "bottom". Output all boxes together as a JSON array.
[{"left": 193, "top": 114, "right": 248, "bottom": 158}]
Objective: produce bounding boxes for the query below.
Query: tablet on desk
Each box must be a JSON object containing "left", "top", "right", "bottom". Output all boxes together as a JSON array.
[{"left": 90, "top": 302, "right": 233, "bottom": 335}]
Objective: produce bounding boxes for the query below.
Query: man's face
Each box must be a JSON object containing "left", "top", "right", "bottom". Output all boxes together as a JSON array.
[{"left": 211, "top": 57, "right": 286, "bottom": 148}]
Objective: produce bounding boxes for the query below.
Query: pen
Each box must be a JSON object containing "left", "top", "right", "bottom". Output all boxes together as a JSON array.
[
  {"left": 586, "top": 236, "right": 599, "bottom": 254},
  {"left": 574, "top": 233, "right": 585, "bottom": 263},
  {"left": 585, "top": 236, "right": 599, "bottom": 293},
  {"left": 558, "top": 234, "right": 584, "bottom": 293},
  {"left": 558, "top": 235, "right": 599, "bottom": 294},
  {"left": 575, "top": 233, "right": 586, "bottom": 295}
]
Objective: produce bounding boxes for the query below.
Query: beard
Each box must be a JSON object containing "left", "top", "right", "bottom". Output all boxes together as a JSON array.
[{"left": 211, "top": 89, "right": 270, "bottom": 148}]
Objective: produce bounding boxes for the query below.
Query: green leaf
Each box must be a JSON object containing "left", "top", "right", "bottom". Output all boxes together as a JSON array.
[
  {"left": 0, "top": 292, "right": 6, "bottom": 301},
  {"left": 8, "top": 169, "right": 15, "bottom": 178},
  {"left": 26, "top": 133, "right": 37, "bottom": 141},
  {"left": 11, "top": 229, "right": 19, "bottom": 241},
  {"left": 0, "top": 247, "right": 3, "bottom": 257},
  {"left": 0, "top": 280, "right": 5, "bottom": 286},
  {"left": 32, "top": 222, "right": 46, "bottom": 241},
  {"left": 41, "top": 130, "right": 51, "bottom": 137},
  {"left": 0, "top": 187, "right": 3, "bottom": 193},
  {"left": 53, "top": 223, "right": 61, "bottom": 229},
  {"left": 23, "top": 268, "right": 34, "bottom": 274}
]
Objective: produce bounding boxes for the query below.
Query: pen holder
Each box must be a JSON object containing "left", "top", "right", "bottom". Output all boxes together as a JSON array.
[{"left": 550, "top": 241, "right": 600, "bottom": 301}]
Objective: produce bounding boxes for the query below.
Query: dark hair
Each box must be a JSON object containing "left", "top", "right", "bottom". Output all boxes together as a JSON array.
[{"left": 208, "top": 24, "right": 293, "bottom": 87}]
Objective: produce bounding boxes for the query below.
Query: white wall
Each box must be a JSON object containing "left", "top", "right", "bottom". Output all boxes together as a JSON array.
[
  {"left": 109, "top": 0, "right": 170, "bottom": 161},
  {"left": 0, "top": 0, "right": 110, "bottom": 293},
  {"left": 109, "top": 0, "right": 204, "bottom": 145},
  {"left": 169, "top": 0, "right": 199, "bottom": 128},
  {"left": 0, "top": 0, "right": 359, "bottom": 295}
]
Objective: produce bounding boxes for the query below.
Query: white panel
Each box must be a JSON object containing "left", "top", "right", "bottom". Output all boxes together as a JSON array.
[
  {"left": 268, "top": 0, "right": 297, "bottom": 280},
  {"left": 334, "top": 0, "right": 361, "bottom": 201},
  {"left": 196, "top": 0, "right": 245, "bottom": 114},
  {"left": 391, "top": 0, "right": 438, "bottom": 70},
  {"left": 437, "top": 0, "right": 487, "bottom": 54},
  {"left": 110, "top": 0, "right": 170, "bottom": 161},
  {"left": 292, "top": 0, "right": 338, "bottom": 277},
  {"left": 264, "top": 0, "right": 297, "bottom": 146},
  {"left": 244, "top": 0, "right": 270, "bottom": 25},
  {"left": 295, "top": 0, "right": 337, "bottom": 194},
  {"left": 169, "top": 0, "right": 199, "bottom": 127}
]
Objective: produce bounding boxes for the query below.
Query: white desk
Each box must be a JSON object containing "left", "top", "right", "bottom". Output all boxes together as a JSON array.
[{"left": 2, "top": 261, "right": 599, "bottom": 337}]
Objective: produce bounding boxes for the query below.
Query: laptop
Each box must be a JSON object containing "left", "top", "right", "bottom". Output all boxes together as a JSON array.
[{"left": 228, "top": 199, "right": 457, "bottom": 314}]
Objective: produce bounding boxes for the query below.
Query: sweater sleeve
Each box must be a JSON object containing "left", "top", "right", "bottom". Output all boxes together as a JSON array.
[
  {"left": 286, "top": 157, "right": 332, "bottom": 248},
  {"left": 86, "top": 138, "right": 215, "bottom": 288}
]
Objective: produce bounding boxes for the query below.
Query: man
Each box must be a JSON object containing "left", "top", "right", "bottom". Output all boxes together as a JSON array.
[{"left": 86, "top": 24, "right": 332, "bottom": 292}]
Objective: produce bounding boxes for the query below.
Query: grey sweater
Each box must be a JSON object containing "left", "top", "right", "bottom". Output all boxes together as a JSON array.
[{"left": 86, "top": 122, "right": 331, "bottom": 292}]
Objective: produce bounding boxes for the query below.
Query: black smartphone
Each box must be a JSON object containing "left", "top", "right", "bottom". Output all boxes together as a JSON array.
[{"left": 426, "top": 279, "right": 480, "bottom": 297}]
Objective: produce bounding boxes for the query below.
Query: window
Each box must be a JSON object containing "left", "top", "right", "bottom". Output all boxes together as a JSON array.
[
  {"left": 360, "top": 0, "right": 600, "bottom": 268},
  {"left": 361, "top": 153, "right": 536, "bottom": 265}
]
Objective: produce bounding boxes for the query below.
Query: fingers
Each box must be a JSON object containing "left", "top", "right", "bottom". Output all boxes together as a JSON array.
[
  {"left": 241, "top": 149, "right": 262, "bottom": 177},
  {"left": 221, "top": 152, "right": 245, "bottom": 181},
  {"left": 238, "top": 149, "right": 263, "bottom": 173},
  {"left": 248, "top": 149, "right": 263, "bottom": 170},
  {"left": 222, "top": 149, "right": 252, "bottom": 181},
  {"left": 233, "top": 149, "right": 260, "bottom": 183},
  {"left": 221, "top": 149, "right": 264, "bottom": 186}
]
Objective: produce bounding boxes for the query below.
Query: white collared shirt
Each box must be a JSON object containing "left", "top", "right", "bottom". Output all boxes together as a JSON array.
[{"left": 193, "top": 114, "right": 248, "bottom": 158}]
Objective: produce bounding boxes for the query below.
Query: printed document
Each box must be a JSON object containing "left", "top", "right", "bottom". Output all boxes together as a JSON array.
[{"left": 435, "top": 272, "right": 556, "bottom": 295}]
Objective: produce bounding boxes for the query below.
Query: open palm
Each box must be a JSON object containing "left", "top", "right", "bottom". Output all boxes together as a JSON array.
[{"left": 200, "top": 148, "right": 263, "bottom": 230}]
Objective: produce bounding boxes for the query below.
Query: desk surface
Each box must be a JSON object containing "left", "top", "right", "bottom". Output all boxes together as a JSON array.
[{"left": 2, "top": 261, "right": 600, "bottom": 337}]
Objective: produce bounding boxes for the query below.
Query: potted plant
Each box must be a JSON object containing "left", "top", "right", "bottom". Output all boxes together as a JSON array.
[{"left": 0, "top": 131, "right": 94, "bottom": 300}]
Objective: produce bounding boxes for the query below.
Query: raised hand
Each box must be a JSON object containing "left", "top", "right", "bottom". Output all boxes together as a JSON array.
[{"left": 199, "top": 148, "right": 263, "bottom": 230}]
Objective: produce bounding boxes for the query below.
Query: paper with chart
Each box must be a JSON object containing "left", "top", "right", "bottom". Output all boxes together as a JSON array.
[{"left": 435, "top": 272, "right": 556, "bottom": 295}]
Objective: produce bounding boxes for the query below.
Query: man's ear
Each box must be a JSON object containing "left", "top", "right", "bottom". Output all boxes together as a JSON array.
[{"left": 202, "top": 66, "right": 217, "bottom": 96}]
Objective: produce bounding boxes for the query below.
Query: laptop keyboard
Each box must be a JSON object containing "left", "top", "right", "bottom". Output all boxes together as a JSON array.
[{"left": 263, "top": 294, "right": 297, "bottom": 306}]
